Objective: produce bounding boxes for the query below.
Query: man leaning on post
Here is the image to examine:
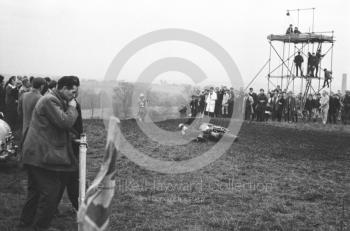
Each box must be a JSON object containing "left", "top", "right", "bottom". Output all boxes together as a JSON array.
[{"left": 18, "top": 76, "right": 79, "bottom": 231}]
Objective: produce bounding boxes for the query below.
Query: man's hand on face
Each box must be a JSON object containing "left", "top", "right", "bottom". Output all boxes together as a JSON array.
[{"left": 68, "top": 99, "right": 77, "bottom": 108}]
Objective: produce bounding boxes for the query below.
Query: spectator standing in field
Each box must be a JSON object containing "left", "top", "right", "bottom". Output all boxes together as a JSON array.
[
  {"left": 138, "top": 93, "right": 147, "bottom": 122},
  {"left": 215, "top": 87, "right": 223, "bottom": 117},
  {"left": 276, "top": 93, "right": 285, "bottom": 122},
  {"left": 205, "top": 87, "right": 217, "bottom": 118},
  {"left": 228, "top": 87, "right": 235, "bottom": 118},
  {"left": 328, "top": 93, "right": 341, "bottom": 124},
  {"left": 342, "top": 90, "right": 350, "bottom": 124},
  {"left": 5, "top": 76, "right": 19, "bottom": 129},
  {"left": 320, "top": 90, "right": 330, "bottom": 125},
  {"left": 40, "top": 77, "right": 51, "bottom": 95},
  {"left": 46, "top": 80, "right": 57, "bottom": 95},
  {"left": 285, "top": 91, "right": 297, "bottom": 123},
  {"left": 304, "top": 94, "right": 313, "bottom": 122},
  {"left": 189, "top": 95, "right": 198, "bottom": 118},
  {"left": 29, "top": 76, "right": 34, "bottom": 87},
  {"left": 256, "top": 89, "right": 268, "bottom": 122},
  {"left": 294, "top": 52, "right": 304, "bottom": 77},
  {"left": 270, "top": 92, "right": 279, "bottom": 121},
  {"left": 17, "top": 77, "right": 46, "bottom": 136},
  {"left": 249, "top": 88, "right": 258, "bottom": 120},
  {"left": 221, "top": 89, "right": 230, "bottom": 117},
  {"left": 19, "top": 76, "right": 79, "bottom": 231},
  {"left": 0, "top": 75, "right": 5, "bottom": 114},
  {"left": 57, "top": 76, "right": 82, "bottom": 212},
  {"left": 18, "top": 78, "right": 31, "bottom": 99},
  {"left": 198, "top": 90, "right": 206, "bottom": 118},
  {"left": 243, "top": 92, "right": 254, "bottom": 121}
]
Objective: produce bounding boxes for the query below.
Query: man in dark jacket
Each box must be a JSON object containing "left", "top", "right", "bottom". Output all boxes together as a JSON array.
[
  {"left": 189, "top": 95, "right": 198, "bottom": 118},
  {"left": 285, "top": 91, "right": 297, "bottom": 123},
  {"left": 19, "top": 76, "right": 79, "bottom": 230},
  {"left": 315, "top": 49, "right": 325, "bottom": 78},
  {"left": 256, "top": 89, "right": 268, "bottom": 122},
  {"left": 56, "top": 76, "right": 83, "bottom": 212},
  {"left": 17, "top": 77, "right": 46, "bottom": 136},
  {"left": 294, "top": 52, "right": 304, "bottom": 77},
  {"left": 270, "top": 91, "right": 279, "bottom": 121},
  {"left": 215, "top": 87, "right": 223, "bottom": 117},
  {"left": 328, "top": 93, "right": 341, "bottom": 124},
  {"left": 304, "top": 94, "right": 313, "bottom": 122},
  {"left": 342, "top": 91, "right": 350, "bottom": 124},
  {"left": 307, "top": 52, "right": 316, "bottom": 77}
]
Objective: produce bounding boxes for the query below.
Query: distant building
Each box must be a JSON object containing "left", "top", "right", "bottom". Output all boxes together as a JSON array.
[{"left": 342, "top": 73, "right": 347, "bottom": 94}]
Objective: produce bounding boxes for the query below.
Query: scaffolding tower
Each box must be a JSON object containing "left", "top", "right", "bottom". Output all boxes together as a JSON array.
[{"left": 266, "top": 32, "right": 335, "bottom": 109}]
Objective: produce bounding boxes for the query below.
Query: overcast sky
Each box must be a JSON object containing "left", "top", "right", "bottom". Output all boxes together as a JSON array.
[{"left": 0, "top": 0, "right": 349, "bottom": 91}]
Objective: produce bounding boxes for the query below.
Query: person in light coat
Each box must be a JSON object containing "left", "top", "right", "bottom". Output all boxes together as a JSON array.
[
  {"left": 320, "top": 90, "right": 330, "bottom": 125},
  {"left": 205, "top": 87, "right": 217, "bottom": 117},
  {"left": 221, "top": 89, "right": 230, "bottom": 117}
]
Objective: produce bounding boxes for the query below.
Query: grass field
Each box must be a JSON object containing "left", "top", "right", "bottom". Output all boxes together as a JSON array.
[{"left": 1, "top": 119, "right": 350, "bottom": 231}]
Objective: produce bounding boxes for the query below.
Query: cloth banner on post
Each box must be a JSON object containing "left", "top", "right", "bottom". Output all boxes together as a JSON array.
[{"left": 77, "top": 116, "right": 120, "bottom": 231}]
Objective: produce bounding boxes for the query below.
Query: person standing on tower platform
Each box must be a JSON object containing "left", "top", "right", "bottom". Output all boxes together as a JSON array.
[
  {"left": 294, "top": 52, "right": 304, "bottom": 76},
  {"left": 307, "top": 52, "right": 315, "bottom": 77},
  {"left": 323, "top": 68, "right": 332, "bottom": 88},
  {"left": 315, "top": 49, "right": 325, "bottom": 78}
]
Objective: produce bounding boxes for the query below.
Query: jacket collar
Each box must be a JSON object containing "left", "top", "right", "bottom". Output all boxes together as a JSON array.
[{"left": 52, "top": 89, "right": 68, "bottom": 108}]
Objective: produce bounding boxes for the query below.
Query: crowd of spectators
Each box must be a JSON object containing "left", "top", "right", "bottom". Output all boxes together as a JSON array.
[
  {"left": 0, "top": 75, "right": 57, "bottom": 129},
  {"left": 185, "top": 84, "right": 350, "bottom": 125}
]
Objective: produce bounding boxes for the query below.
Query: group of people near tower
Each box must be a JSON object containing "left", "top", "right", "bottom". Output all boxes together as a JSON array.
[
  {"left": 243, "top": 87, "right": 350, "bottom": 125},
  {"left": 181, "top": 84, "right": 350, "bottom": 125}
]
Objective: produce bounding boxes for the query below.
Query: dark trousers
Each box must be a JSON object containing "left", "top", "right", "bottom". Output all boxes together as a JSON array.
[
  {"left": 285, "top": 109, "right": 293, "bottom": 122},
  {"left": 323, "top": 79, "right": 330, "bottom": 88},
  {"left": 315, "top": 65, "right": 319, "bottom": 77},
  {"left": 328, "top": 111, "right": 337, "bottom": 124},
  {"left": 256, "top": 106, "right": 266, "bottom": 122},
  {"left": 296, "top": 64, "right": 303, "bottom": 76},
  {"left": 57, "top": 171, "right": 79, "bottom": 211},
  {"left": 228, "top": 102, "right": 234, "bottom": 118},
  {"left": 276, "top": 109, "right": 283, "bottom": 122},
  {"left": 20, "top": 165, "right": 62, "bottom": 230}
]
